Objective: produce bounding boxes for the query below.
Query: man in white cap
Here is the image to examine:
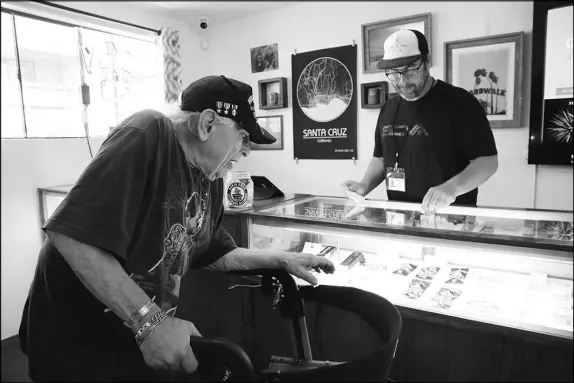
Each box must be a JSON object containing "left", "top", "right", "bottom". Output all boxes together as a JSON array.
[{"left": 342, "top": 29, "right": 498, "bottom": 214}]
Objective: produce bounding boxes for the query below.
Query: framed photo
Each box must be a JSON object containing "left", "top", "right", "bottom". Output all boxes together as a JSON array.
[
  {"left": 445, "top": 32, "right": 524, "bottom": 129},
  {"left": 252, "top": 115, "right": 283, "bottom": 150},
  {"left": 527, "top": 1, "right": 572, "bottom": 165},
  {"left": 360, "top": 81, "right": 389, "bottom": 109},
  {"left": 250, "top": 43, "right": 279, "bottom": 73},
  {"left": 361, "top": 13, "right": 432, "bottom": 74}
]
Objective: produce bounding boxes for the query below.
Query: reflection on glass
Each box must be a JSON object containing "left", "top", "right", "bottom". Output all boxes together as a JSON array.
[
  {"left": 80, "top": 29, "right": 161, "bottom": 136},
  {"left": 15, "top": 16, "right": 83, "bottom": 138},
  {"left": 260, "top": 197, "right": 574, "bottom": 243},
  {"left": 1, "top": 12, "right": 25, "bottom": 138}
]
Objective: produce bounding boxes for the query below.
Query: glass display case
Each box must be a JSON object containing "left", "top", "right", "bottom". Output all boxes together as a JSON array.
[{"left": 245, "top": 196, "right": 573, "bottom": 340}]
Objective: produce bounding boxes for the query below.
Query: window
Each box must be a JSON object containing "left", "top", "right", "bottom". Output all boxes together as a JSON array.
[
  {"left": 1, "top": 12, "right": 25, "bottom": 138},
  {"left": 0, "top": 10, "right": 161, "bottom": 139},
  {"left": 15, "top": 15, "right": 84, "bottom": 138},
  {"left": 81, "top": 28, "right": 161, "bottom": 137}
]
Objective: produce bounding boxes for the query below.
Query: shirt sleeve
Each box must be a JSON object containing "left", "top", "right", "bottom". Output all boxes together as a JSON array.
[
  {"left": 455, "top": 90, "right": 498, "bottom": 161},
  {"left": 44, "top": 126, "right": 155, "bottom": 263}
]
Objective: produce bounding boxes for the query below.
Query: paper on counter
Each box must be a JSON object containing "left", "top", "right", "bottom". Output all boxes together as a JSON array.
[
  {"left": 345, "top": 189, "right": 366, "bottom": 204},
  {"left": 343, "top": 189, "right": 367, "bottom": 219}
]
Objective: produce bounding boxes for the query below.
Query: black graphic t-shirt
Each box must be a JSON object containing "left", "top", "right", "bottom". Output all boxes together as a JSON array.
[
  {"left": 19, "top": 110, "right": 237, "bottom": 381},
  {"left": 373, "top": 80, "right": 498, "bottom": 206}
]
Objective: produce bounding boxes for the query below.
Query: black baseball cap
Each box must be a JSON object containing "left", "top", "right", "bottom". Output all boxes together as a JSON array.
[
  {"left": 180, "top": 75, "right": 276, "bottom": 144},
  {"left": 377, "top": 29, "right": 429, "bottom": 70}
]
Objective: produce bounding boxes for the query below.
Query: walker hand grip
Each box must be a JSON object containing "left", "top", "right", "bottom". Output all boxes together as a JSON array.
[{"left": 189, "top": 336, "right": 255, "bottom": 382}]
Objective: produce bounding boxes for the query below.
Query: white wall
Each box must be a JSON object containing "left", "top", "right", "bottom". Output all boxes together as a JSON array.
[
  {"left": 200, "top": 1, "right": 573, "bottom": 211},
  {"left": 0, "top": 2, "right": 202, "bottom": 339}
]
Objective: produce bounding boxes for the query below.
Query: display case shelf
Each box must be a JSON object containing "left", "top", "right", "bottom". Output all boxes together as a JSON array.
[
  {"left": 246, "top": 196, "right": 573, "bottom": 252},
  {"left": 245, "top": 196, "right": 573, "bottom": 340}
]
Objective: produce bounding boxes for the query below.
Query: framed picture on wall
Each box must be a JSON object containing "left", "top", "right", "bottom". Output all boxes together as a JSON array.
[
  {"left": 252, "top": 115, "right": 283, "bottom": 150},
  {"left": 361, "top": 13, "right": 432, "bottom": 74},
  {"left": 445, "top": 32, "right": 524, "bottom": 129},
  {"left": 250, "top": 43, "right": 279, "bottom": 73},
  {"left": 527, "top": 1, "right": 572, "bottom": 165}
]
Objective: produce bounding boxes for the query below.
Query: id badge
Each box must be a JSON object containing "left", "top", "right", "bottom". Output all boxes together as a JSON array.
[{"left": 386, "top": 166, "right": 406, "bottom": 192}]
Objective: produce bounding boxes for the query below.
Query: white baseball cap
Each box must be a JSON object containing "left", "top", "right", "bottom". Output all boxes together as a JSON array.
[{"left": 377, "top": 29, "right": 430, "bottom": 70}]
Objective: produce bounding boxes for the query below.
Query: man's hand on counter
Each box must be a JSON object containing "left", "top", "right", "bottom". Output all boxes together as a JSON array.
[
  {"left": 276, "top": 253, "right": 336, "bottom": 286},
  {"left": 341, "top": 180, "right": 368, "bottom": 197},
  {"left": 421, "top": 182, "right": 458, "bottom": 215}
]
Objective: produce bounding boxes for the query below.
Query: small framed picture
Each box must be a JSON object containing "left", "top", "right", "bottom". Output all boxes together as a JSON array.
[
  {"left": 252, "top": 115, "right": 283, "bottom": 150},
  {"left": 445, "top": 32, "right": 524, "bottom": 129},
  {"left": 360, "top": 81, "right": 389, "bottom": 109},
  {"left": 250, "top": 43, "right": 279, "bottom": 73},
  {"left": 361, "top": 13, "right": 432, "bottom": 74}
]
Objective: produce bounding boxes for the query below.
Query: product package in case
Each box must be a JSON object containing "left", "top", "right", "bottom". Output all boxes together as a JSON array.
[
  {"left": 415, "top": 266, "right": 441, "bottom": 281},
  {"left": 340, "top": 252, "right": 366, "bottom": 269},
  {"left": 301, "top": 242, "right": 324, "bottom": 255},
  {"left": 445, "top": 268, "right": 470, "bottom": 284},
  {"left": 405, "top": 278, "right": 431, "bottom": 299},
  {"left": 318, "top": 245, "right": 336, "bottom": 257},
  {"left": 392, "top": 263, "right": 418, "bottom": 276},
  {"left": 433, "top": 286, "right": 463, "bottom": 309}
]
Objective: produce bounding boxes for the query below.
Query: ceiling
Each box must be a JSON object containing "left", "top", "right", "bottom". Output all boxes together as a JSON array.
[{"left": 137, "top": 2, "right": 302, "bottom": 27}]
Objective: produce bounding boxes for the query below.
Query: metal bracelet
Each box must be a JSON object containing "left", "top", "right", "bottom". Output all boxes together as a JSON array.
[
  {"left": 124, "top": 300, "right": 155, "bottom": 328},
  {"left": 135, "top": 310, "right": 168, "bottom": 347},
  {"left": 135, "top": 310, "right": 167, "bottom": 338}
]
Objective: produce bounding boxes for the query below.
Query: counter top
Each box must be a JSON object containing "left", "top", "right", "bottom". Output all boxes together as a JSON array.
[{"left": 223, "top": 193, "right": 308, "bottom": 216}]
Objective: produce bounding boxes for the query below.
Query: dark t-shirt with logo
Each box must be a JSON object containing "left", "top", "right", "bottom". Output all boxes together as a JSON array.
[
  {"left": 373, "top": 80, "right": 498, "bottom": 206},
  {"left": 19, "top": 110, "right": 237, "bottom": 381}
]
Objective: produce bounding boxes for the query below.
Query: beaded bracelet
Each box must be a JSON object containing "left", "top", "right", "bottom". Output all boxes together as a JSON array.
[{"left": 135, "top": 310, "right": 168, "bottom": 347}]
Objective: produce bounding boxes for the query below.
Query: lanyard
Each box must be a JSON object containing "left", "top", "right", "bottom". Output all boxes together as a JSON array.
[
  {"left": 390, "top": 78, "right": 434, "bottom": 170},
  {"left": 390, "top": 100, "right": 419, "bottom": 170}
]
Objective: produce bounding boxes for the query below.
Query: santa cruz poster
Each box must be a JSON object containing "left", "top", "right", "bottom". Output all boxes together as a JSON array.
[{"left": 292, "top": 45, "right": 357, "bottom": 159}]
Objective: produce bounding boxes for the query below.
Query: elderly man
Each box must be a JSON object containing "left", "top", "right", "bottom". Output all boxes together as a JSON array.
[
  {"left": 342, "top": 29, "right": 498, "bottom": 214},
  {"left": 19, "top": 75, "right": 335, "bottom": 382}
]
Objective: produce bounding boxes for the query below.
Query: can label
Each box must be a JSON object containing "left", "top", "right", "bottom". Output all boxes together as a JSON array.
[{"left": 227, "top": 181, "right": 248, "bottom": 207}]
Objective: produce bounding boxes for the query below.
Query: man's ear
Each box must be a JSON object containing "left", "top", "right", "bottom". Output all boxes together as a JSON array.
[{"left": 196, "top": 109, "right": 218, "bottom": 142}]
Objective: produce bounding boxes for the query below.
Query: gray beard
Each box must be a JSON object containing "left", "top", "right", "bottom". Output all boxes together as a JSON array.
[{"left": 398, "top": 76, "right": 434, "bottom": 102}]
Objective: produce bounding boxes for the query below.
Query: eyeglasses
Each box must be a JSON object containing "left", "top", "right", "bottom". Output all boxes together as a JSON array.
[{"left": 385, "top": 60, "right": 424, "bottom": 80}]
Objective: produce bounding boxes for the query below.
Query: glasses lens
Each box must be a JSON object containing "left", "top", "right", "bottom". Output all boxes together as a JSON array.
[{"left": 386, "top": 60, "right": 423, "bottom": 80}]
